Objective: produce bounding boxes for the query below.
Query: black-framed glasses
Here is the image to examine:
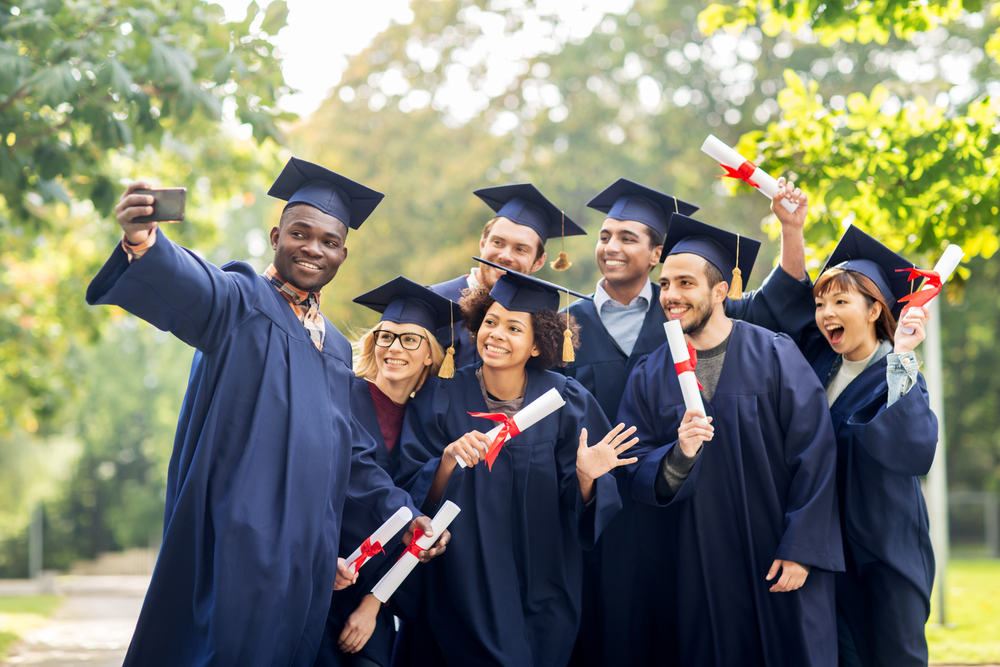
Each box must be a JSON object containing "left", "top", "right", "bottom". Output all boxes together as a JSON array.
[{"left": 373, "top": 330, "right": 426, "bottom": 350}]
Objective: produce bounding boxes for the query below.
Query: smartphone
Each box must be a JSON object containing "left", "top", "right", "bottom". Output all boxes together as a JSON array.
[{"left": 132, "top": 188, "right": 186, "bottom": 223}]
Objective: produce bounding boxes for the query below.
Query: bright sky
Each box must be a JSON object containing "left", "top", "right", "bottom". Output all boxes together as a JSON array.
[{"left": 214, "top": 0, "right": 635, "bottom": 119}]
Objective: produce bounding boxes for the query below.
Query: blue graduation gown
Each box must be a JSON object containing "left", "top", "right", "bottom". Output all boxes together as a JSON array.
[
  {"left": 801, "top": 334, "right": 937, "bottom": 666},
  {"left": 563, "top": 267, "right": 817, "bottom": 667},
  {"left": 86, "top": 233, "right": 414, "bottom": 667},
  {"left": 394, "top": 366, "right": 621, "bottom": 667},
  {"left": 317, "top": 377, "right": 410, "bottom": 667},
  {"left": 620, "top": 320, "right": 844, "bottom": 667},
  {"left": 429, "top": 275, "right": 480, "bottom": 369}
]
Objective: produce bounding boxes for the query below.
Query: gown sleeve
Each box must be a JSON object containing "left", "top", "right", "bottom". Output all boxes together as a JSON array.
[
  {"left": 772, "top": 333, "right": 845, "bottom": 571},
  {"left": 846, "top": 374, "right": 937, "bottom": 477},
  {"left": 558, "top": 378, "right": 621, "bottom": 550},
  {"left": 86, "top": 231, "right": 259, "bottom": 352},
  {"left": 618, "top": 356, "right": 705, "bottom": 507},
  {"left": 395, "top": 376, "right": 460, "bottom": 514},
  {"left": 724, "top": 264, "right": 815, "bottom": 343},
  {"left": 340, "top": 413, "right": 419, "bottom": 571}
]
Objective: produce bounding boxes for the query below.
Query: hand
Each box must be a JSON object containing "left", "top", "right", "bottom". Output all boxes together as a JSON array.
[
  {"left": 402, "top": 515, "right": 450, "bottom": 563},
  {"left": 677, "top": 409, "right": 713, "bottom": 457},
  {"left": 894, "top": 305, "right": 928, "bottom": 354},
  {"left": 337, "top": 594, "right": 380, "bottom": 653},
  {"left": 766, "top": 559, "right": 810, "bottom": 592},
  {"left": 115, "top": 181, "right": 158, "bottom": 244},
  {"left": 576, "top": 424, "right": 639, "bottom": 482},
  {"left": 771, "top": 177, "right": 808, "bottom": 233},
  {"left": 334, "top": 557, "right": 358, "bottom": 590},
  {"left": 443, "top": 430, "right": 492, "bottom": 468}
]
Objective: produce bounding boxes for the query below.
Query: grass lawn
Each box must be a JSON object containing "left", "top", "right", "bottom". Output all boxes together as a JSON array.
[
  {"left": 0, "top": 595, "right": 63, "bottom": 658},
  {"left": 928, "top": 559, "right": 1000, "bottom": 664}
]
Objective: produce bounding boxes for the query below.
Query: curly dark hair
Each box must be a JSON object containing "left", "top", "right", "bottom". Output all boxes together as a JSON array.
[{"left": 460, "top": 286, "right": 581, "bottom": 369}]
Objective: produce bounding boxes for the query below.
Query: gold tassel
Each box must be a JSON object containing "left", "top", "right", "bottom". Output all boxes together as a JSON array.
[
  {"left": 438, "top": 304, "right": 456, "bottom": 378},
  {"left": 438, "top": 347, "right": 455, "bottom": 379},
  {"left": 561, "top": 288, "right": 575, "bottom": 362},
  {"left": 727, "top": 233, "right": 743, "bottom": 299},
  {"left": 550, "top": 211, "right": 572, "bottom": 271},
  {"left": 563, "top": 329, "right": 575, "bottom": 363}
]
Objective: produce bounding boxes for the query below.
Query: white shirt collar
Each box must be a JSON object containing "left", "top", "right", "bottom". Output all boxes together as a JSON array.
[{"left": 594, "top": 278, "right": 653, "bottom": 312}]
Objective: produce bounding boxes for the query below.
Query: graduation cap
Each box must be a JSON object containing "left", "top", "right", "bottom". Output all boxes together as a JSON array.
[
  {"left": 475, "top": 257, "right": 592, "bottom": 362},
  {"left": 473, "top": 183, "right": 585, "bottom": 271},
  {"left": 353, "top": 276, "right": 462, "bottom": 378},
  {"left": 660, "top": 214, "right": 761, "bottom": 299},
  {"left": 587, "top": 178, "right": 699, "bottom": 239},
  {"left": 268, "top": 157, "right": 384, "bottom": 230},
  {"left": 821, "top": 225, "right": 914, "bottom": 317}
]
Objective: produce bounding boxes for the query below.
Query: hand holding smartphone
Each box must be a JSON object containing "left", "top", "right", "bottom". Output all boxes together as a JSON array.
[{"left": 131, "top": 187, "right": 186, "bottom": 223}]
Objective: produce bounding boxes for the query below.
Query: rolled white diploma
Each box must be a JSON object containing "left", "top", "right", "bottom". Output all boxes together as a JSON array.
[
  {"left": 371, "top": 500, "right": 461, "bottom": 603},
  {"left": 346, "top": 506, "right": 413, "bottom": 575},
  {"left": 664, "top": 320, "right": 708, "bottom": 424},
  {"left": 901, "top": 244, "right": 964, "bottom": 334},
  {"left": 455, "top": 387, "right": 567, "bottom": 468},
  {"left": 701, "top": 135, "right": 798, "bottom": 213}
]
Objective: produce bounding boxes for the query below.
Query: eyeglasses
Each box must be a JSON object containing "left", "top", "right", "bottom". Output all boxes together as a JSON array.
[{"left": 373, "top": 330, "right": 426, "bottom": 350}]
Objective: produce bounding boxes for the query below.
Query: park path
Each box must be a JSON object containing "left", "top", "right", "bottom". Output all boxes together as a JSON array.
[{"left": 1, "top": 576, "right": 147, "bottom": 667}]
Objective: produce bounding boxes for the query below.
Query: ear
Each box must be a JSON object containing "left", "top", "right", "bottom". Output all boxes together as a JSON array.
[
  {"left": 648, "top": 247, "right": 663, "bottom": 270},
  {"left": 530, "top": 251, "right": 547, "bottom": 274},
  {"left": 269, "top": 226, "right": 280, "bottom": 250}
]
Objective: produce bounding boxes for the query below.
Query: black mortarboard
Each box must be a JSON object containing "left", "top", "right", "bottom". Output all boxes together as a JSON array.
[
  {"left": 353, "top": 277, "right": 461, "bottom": 332},
  {"left": 821, "top": 225, "right": 914, "bottom": 316},
  {"left": 474, "top": 257, "right": 591, "bottom": 313},
  {"left": 660, "top": 214, "right": 761, "bottom": 297},
  {"left": 473, "top": 184, "right": 585, "bottom": 244},
  {"left": 587, "top": 178, "right": 699, "bottom": 238},
  {"left": 268, "top": 157, "right": 384, "bottom": 230}
]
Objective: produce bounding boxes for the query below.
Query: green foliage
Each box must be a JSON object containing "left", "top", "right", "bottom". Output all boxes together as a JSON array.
[
  {"left": 736, "top": 71, "right": 1000, "bottom": 264},
  {"left": 700, "top": 0, "right": 973, "bottom": 46}
]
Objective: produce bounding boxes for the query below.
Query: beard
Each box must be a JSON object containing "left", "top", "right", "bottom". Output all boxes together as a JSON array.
[{"left": 679, "top": 293, "right": 714, "bottom": 337}]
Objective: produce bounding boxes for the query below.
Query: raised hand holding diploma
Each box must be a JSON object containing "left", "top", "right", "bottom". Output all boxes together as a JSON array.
[
  {"left": 701, "top": 135, "right": 799, "bottom": 213},
  {"left": 345, "top": 506, "right": 413, "bottom": 575},
  {"left": 576, "top": 424, "right": 639, "bottom": 503},
  {"left": 896, "top": 244, "right": 964, "bottom": 334}
]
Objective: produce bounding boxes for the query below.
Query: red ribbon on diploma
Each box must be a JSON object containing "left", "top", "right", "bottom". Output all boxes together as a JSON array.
[
  {"left": 399, "top": 528, "right": 424, "bottom": 561},
  {"left": 896, "top": 268, "right": 942, "bottom": 310},
  {"left": 350, "top": 538, "right": 384, "bottom": 572},
  {"left": 717, "top": 160, "right": 759, "bottom": 188},
  {"left": 467, "top": 412, "right": 522, "bottom": 471},
  {"left": 674, "top": 342, "right": 704, "bottom": 391}
]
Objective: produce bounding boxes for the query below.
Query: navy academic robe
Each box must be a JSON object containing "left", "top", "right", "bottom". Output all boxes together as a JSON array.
[
  {"left": 801, "top": 334, "right": 937, "bottom": 666},
  {"left": 563, "top": 266, "right": 816, "bottom": 667},
  {"left": 394, "top": 365, "right": 621, "bottom": 667},
  {"left": 316, "top": 377, "right": 410, "bottom": 667},
  {"left": 620, "top": 320, "right": 844, "bottom": 667},
  {"left": 86, "top": 233, "right": 414, "bottom": 667},
  {"left": 429, "top": 275, "right": 480, "bottom": 369}
]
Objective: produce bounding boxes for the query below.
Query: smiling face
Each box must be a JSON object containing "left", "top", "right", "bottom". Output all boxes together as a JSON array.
[
  {"left": 658, "top": 253, "right": 726, "bottom": 337},
  {"left": 373, "top": 320, "right": 434, "bottom": 385},
  {"left": 596, "top": 218, "right": 662, "bottom": 286},
  {"left": 814, "top": 286, "right": 880, "bottom": 361},
  {"left": 478, "top": 217, "right": 547, "bottom": 288},
  {"left": 269, "top": 204, "right": 349, "bottom": 292},
  {"left": 476, "top": 302, "right": 540, "bottom": 371}
]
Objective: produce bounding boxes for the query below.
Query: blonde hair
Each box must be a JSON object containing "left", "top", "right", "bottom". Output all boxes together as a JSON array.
[{"left": 351, "top": 322, "right": 446, "bottom": 393}]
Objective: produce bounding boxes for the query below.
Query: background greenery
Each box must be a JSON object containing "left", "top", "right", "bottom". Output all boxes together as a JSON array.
[{"left": 0, "top": 0, "right": 997, "bottom": 577}]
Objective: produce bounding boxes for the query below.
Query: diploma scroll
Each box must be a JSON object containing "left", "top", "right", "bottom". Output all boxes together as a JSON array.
[
  {"left": 456, "top": 387, "right": 567, "bottom": 468},
  {"left": 371, "top": 500, "right": 461, "bottom": 603},
  {"left": 899, "top": 244, "right": 964, "bottom": 334},
  {"left": 701, "top": 135, "right": 798, "bottom": 213},
  {"left": 346, "top": 506, "right": 413, "bottom": 575},
  {"left": 664, "top": 320, "right": 708, "bottom": 424}
]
